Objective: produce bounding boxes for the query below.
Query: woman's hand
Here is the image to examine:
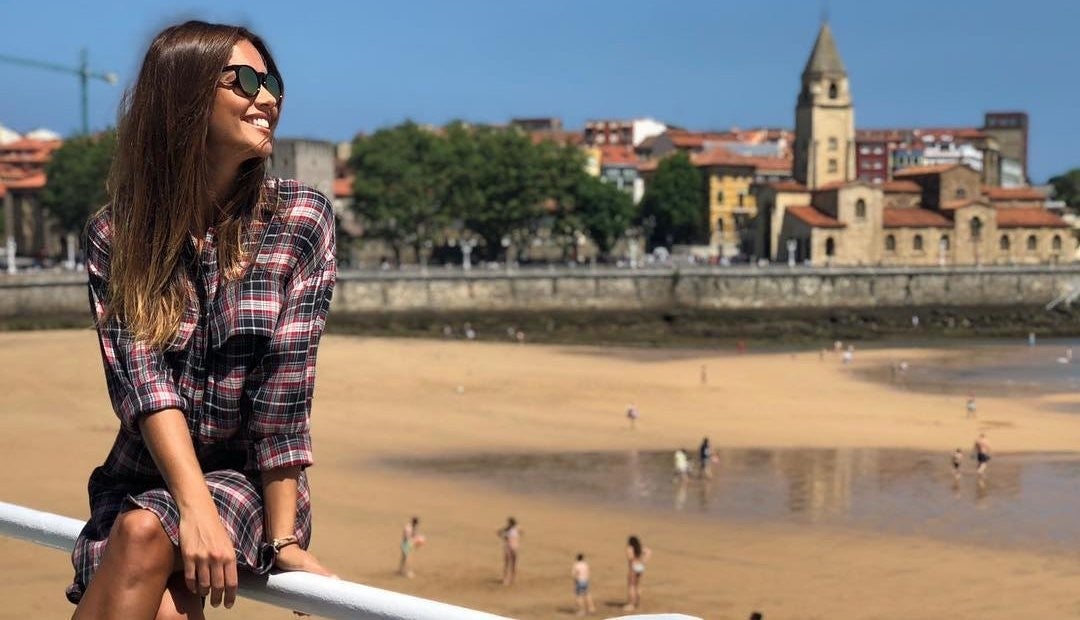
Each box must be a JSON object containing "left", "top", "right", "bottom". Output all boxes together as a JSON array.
[
  {"left": 178, "top": 507, "right": 239, "bottom": 609},
  {"left": 274, "top": 545, "right": 336, "bottom": 577}
]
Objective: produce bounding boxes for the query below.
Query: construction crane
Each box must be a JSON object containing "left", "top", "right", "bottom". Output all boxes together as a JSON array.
[{"left": 0, "top": 48, "right": 118, "bottom": 135}]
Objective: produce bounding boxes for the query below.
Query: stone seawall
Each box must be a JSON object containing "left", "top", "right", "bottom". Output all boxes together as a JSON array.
[{"left": 4, "top": 266, "right": 1080, "bottom": 319}]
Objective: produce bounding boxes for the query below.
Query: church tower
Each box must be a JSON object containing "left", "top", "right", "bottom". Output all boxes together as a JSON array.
[{"left": 793, "top": 23, "right": 855, "bottom": 189}]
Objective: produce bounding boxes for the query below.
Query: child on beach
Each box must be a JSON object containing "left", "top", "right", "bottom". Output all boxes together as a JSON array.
[
  {"left": 571, "top": 553, "right": 595, "bottom": 616},
  {"left": 673, "top": 449, "right": 690, "bottom": 482},
  {"left": 398, "top": 516, "right": 425, "bottom": 578},
  {"left": 974, "top": 434, "right": 991, "bottom": 475},
  {"left": 626, "top": 404, "right": 640, "bottom": 429},
  {"left": 965, "top": 395, "right": 977, "bottom": 418},
  {"left": 952, "top": 448, "right": 963, "bottom": 476}
]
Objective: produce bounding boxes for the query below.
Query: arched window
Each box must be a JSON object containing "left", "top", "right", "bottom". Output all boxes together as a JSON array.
[
  {"left": 716, "top": 217, "right": 725, "bottom": 233},
  {"left": 940, "top": 234, "right": 950, "bottom": 251},
  {"left": 1052, "top": 235, "right": 1062, "bottom": 251},
  {"left": 885, "top": 234, "right": 896, "bottom": 252},
  {"left": 825, "top": 237, "right": 836, "bottom": 257},
  {"left": 999, "top": 235, "right": 1010, "bottom": 251},
  {"left": 955, "top": 187, "right": 967, "bottom": 199},
  {"left": 969, "top": 216, "right": 982, "bottom": 241},
  {"left": 1027, "top": 235, "right": 1037, "bottom": 252},
  {"left": 913, "top": 234, "right": 924, "bottom": 251},
  {"left": 828, "top": 82, "right": 838, "bottom": 99},
  {"left": 855, "top": 199, "right": 867, "bottom": 220}
]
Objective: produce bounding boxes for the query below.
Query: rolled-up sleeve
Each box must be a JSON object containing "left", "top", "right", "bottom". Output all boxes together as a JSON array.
[
  {"left": 86, "top": 214, "right": 186, "bottom": 436},
  {"left": 246, "top": 193, "right": 337, "bottom": 471}
]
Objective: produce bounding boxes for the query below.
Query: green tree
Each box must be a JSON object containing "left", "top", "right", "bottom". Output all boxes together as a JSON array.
[
  {"left": 1049, "top": 168, "right": 1080, "bottom": 209},
  {"left": 639, "top": 152, "right": 705, "bottom": 249},
  {"left": 41, "top": 130, "right": 116, "bottom": 235},
  {"left": 349, "top": 122, "right": 451, "bottom": 264},
  {"left": 571, "top": 175, "right": 635, "bottom": 260}
]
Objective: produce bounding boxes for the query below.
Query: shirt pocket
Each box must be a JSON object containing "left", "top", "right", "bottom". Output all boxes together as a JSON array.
[{"left": 209, "top": 268, "right": 282, "bottom": 352}]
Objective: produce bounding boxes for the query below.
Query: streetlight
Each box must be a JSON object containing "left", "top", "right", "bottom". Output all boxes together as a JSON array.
[{"left": 0, "top": 48, "right": 118, "bottom": 135}]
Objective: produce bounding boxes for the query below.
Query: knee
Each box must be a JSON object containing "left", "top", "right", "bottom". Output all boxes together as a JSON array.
[{"left": 111, "top": 509, "right": 174, "bottom": 569}]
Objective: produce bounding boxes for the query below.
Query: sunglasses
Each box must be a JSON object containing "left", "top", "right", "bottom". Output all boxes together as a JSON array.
[{"left": 220, "top": 64, "right": 284, "bottom": 102}]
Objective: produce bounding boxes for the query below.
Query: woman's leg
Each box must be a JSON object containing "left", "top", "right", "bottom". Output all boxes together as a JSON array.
[
  {"left": 155, "top": 574, "right": 205, "bottom": 620},
  {"left": 72, "top": 509, "right": 177, "bottom": 619}
]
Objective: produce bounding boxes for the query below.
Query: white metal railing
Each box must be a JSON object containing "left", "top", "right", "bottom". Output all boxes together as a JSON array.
[{"left": 0, "top": 501, "right": 699, "bottom": 620}]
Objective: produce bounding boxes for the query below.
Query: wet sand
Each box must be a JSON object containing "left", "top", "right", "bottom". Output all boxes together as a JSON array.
[{"left": 2, "top": 331, "right": 1079, "bottom": 619}]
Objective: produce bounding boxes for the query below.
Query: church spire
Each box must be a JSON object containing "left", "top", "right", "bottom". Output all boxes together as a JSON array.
[{"left": 802, "top": 22, "right": 846, "bottom": 77}]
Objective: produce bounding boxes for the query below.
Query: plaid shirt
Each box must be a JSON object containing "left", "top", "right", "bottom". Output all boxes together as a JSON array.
[{"left": 67, "top": 179, "right": 335, "bottom": 602}]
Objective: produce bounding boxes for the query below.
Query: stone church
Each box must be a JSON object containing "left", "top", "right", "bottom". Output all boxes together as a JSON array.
[{"left": 753, "top": 23, "right": 1071, "bottom": 267}]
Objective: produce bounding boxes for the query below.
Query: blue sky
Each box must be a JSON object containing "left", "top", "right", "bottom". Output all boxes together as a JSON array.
[{"left": 1, "top": 0, "right": 1077, "bottom": 181}]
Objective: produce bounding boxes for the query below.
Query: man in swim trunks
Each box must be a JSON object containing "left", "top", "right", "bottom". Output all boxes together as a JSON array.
[{"left": 571, "top": 553, "right": 595, "bottom": 616}]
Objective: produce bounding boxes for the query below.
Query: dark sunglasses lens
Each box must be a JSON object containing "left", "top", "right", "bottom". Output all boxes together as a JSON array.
[
  {"left": 236, "top": 66, "right": 261, "bottom": 97},
  {"left": 265, "top": 74, "right": 283, "bottom": 100}
]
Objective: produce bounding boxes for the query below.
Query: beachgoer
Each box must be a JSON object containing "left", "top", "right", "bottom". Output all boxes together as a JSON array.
[
  {"left": 626, "top": 404, "right": 640, "bottom": 429},
  {"left": 623, "top": 535, "right": 651, "bottom": 611},
  {"left": 571, "top": 553, "right": 595, "bottom": 616},
  {"left": 698, "top": 437, "right": 712, "bottom": 479},
  {"left": 673, "top": 449, "right": 690, "bottom": 482},
  {"left": 700, "top": 364, "right": 707, "bottom": 385},
  {"left": 974, "top": 434, "right": 991, "bottom": 475},
  {"left": 398, "top": 516, "right": 424, "bottom": 578},
  {"left": 965, "top": 396, "right": 977, "bottom": 419},
  {"left": 842, "top": 345, "right": 854, "bottom": 365},
  {"left": 951, "top": 448, "right": 963, "bottom": 477},
  {"left": 67, "top": 20, "right": 336, "bottom": 616},
  {"left": 497, "top": 517, "right": 522, "bottom": 585}
]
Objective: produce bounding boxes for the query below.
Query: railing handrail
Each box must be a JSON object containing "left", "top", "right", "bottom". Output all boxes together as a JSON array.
[{"left": 0, "top": 501, "right": 699, "bottom": 620}]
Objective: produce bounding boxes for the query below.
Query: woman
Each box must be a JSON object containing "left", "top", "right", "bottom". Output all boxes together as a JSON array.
[
  {"left": 398, "top": 516, "right": 423, "bottom": 578},
  {"left": 497, "top": 517, "right": 522, "bottom": 585},
  {"left": 623, "top": 535, "right": 651, "bottom": 611},
  {"left": 68, "top": 21, "right": 336, "bottom": 619}
]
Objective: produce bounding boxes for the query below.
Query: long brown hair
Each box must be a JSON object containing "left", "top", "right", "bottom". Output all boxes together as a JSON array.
[{"left": 105, "top": 20, "right": 282, "bottom": 347}]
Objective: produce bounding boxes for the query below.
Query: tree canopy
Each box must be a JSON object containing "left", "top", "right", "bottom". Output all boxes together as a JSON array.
[
  {"left": 1049, "top": 168, "right": 1080, "bottom": 208},
  {"left": 639, "top": 152, "right": 705, "bottom": 249},
  {"left": 41, "top": 130, "right": 116, "bottom": 235}
]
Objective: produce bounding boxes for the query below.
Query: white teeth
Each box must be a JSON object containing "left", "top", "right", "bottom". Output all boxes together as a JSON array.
[{"left": 245, "top": 117, "right": 269, "bottom": 129}]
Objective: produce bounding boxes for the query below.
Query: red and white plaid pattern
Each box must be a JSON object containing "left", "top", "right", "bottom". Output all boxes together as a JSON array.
[{"left": 67, "top": 179, "right": 336, "bottom": 603}]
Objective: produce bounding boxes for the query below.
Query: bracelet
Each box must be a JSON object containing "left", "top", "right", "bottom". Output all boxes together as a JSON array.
[{"left": 271, "top": 535, "right": 299, "bottom": 553}]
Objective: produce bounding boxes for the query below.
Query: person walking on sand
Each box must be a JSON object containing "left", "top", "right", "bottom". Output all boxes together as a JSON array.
[
  {"left": 571, "top": 553, "right": 595, "bottom": 616},
  {"left": 965, "top": 395, "right": 977, "bottom": 418},
  {"left": 673, "top": 448, "right": 690, "bottom": 483},
  {"left": 66, "top": 21, "right": 336, "bottom": 617},
  {"left": 974, "top": 434, "right": 992, "bottom": 475},
  {"left": 497, "top": 517, "right": 522, "bottom": 585},
  {"left": 626, "top": 403, "right": 640, "bottom": 429},
  {"left": 951, "top": 448, "right": 964, "bottom": 477},
  {"left": 623, "top": 535, "right": 651, "bottom": 611},
  {"left": 698, "top": 437, "right": 713, "bottom": 479},
  {"left": 398, "top": 516, "right": 425, "bottom": 578}
]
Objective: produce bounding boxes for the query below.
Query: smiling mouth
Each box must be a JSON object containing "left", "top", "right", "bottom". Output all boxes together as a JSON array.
[{"left": 243, "top": 117, "right": 271, "bottom": 130}]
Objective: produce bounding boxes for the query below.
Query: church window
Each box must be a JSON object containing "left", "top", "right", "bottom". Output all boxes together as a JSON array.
[
  {"left": 999, "top": 235, "right": 1010, "bottom": 251},
  {"left": 825, "top": 237, "right": 836, "bottom": 257},
  {"left": 716, "top": 191, "right": 724, "bottom": 204},
  {"left": 885, "top": 234, "right": 896, "bottom": 252},
  {"left": 828, "top": 159, "right": 838, "bottom": 173},
  {"left": 855, "top": 199, "right": 867, "bottom": 220},
  {"left": 1053, "top": 235, "right": 1062, "bottom": 251},
  {"left": 1027, "top": 235, "right": 1037, "bottom": 251},
  {"left": 940, "top": 235, "right": 950, "bottom": 251},
  {"left": 969, "top": 216, "right": 982, "bottom": 241},
  {"left": 828, "top": 82, "right": 838, "bottom": 99},
  {"left": 913, "top": 235, "right": 924, "bottom": 251}
]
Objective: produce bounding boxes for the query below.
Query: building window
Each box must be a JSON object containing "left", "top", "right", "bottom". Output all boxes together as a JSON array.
[
  {"left": 913, "top": 234, "right": 924, "bottom": 251},
  {"left": 855, "top": 199, "right": 867, "bottom": 220},
  {"left": 828, "top": 82, "right": 838, "bottom": 99},
  {"left": 716, "top": 191, "right": 724, "bottom": 204},
  {"left": 1027, "top": 235, "right": 1037, "bottom": 252},
  {"left": 955, "top": 187, "right": 967, "bottom": 199},
  {"left": 1053, "top": 235, "right": 1063, "bottom": 251},
  {"left": 969, "top": 216, "right": 982, "bottom": 241},
  {"left": 940, "top": 234, "right": 950, "bottom": 251},
  {"left": 1000, "top": 235, "right": 1011, "bottom": 251},
  {"left": 862, "top": 161, "right": 871, "bottom": 169},
  {"left": 873, "top": 147, "right": 883, "bottom": 155},
  {"left": 873, "top": 162, "right": 882, "bottom": 170},
  {"left": 825, "top": 237, "right": 836, "bottom": 257},
  {"left": 859, "top": 146, "right": 870, "bottom": 155},
  {"left": 828, "top": 159, "right": 838, "bottom": 173},
  {"left": 828, "top": 137, "right": 838, "bottom": 151},
  {"left": 885, "top": 234, "right": 896, "bottom": 252},
  {"left": 738, "top": 193, "right": 745, "bottom": 207}
]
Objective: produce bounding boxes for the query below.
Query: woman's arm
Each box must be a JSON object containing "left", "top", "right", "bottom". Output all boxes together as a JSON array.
[
  {"left": 140, "top": 408, "right": 238, "bottom": 609},
  {"left": 263, "top": 466, "right": 333, "bottom": 575}
]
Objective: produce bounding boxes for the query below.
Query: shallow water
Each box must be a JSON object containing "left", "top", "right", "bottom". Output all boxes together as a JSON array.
[{"left": 390, "top": 448, "right": 1080, "bottom": 552}]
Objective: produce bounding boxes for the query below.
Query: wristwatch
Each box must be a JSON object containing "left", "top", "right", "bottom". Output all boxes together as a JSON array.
[{"left": 271, "top": 535, "right": 299, "bottom": 553}]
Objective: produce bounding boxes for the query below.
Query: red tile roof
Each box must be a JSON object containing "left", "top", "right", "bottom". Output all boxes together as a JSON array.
[
  {"left": 691, "top": 150, "right": 791, "bottom": 173},
  {"left": 599, "top": 145, "right": 639, "bottom": 167},
  {"left": 982, "top": 186, "right": 1046, "bottom": 201},
  {"left": 767, "top": 181, "right": 809, "bottom": 192},
  {"left": 883, "top": 208, "right": 952, "bottom": 228},
  {"left": 1, "top": 172, "right": 46, "bottom": 190},
  {"left": 787, "top": 205, "right": 845, "bottom": 229},
  {"left": 894, "top": 164, "right": 961, "bottom": 177},
  {"left": 995, "top": 207, "right": 1069, "bottom": 228},
  {"left": 882, "top": 180, "right": 922, "bottom": 193},
  {"left": 941, "top": 198, "right": 983, "bottom": 210},
  {"left": 333, "top": 177, "right": 353, "bottom": 199}
]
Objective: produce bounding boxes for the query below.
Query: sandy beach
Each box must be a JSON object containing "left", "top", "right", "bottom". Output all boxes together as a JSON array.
[{"left": 1, "top": 329, "right": 1078, "bottom": 619}]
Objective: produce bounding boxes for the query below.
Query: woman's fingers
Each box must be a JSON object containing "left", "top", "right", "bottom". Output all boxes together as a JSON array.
[
  {"left": 224, "top": 559, "right": 239, "bottom": 608},
  {"left": 209, "top": 561, "right": 225, "bottom": 607}
]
